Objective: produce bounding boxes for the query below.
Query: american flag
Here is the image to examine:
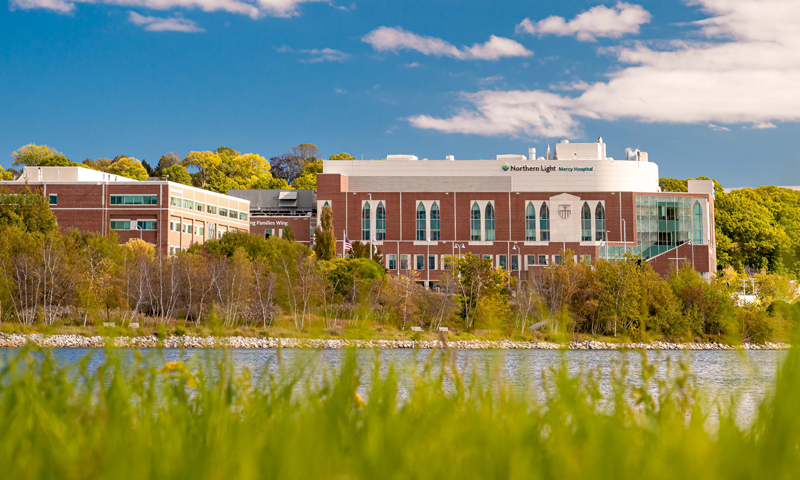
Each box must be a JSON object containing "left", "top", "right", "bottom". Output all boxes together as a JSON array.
[{"left": 344, "top": 235, "right": 352, "bottom": 255}]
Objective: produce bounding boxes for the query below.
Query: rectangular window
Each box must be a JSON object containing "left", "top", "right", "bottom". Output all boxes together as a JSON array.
[
  {"left": 538, "top": 255, "right": 548, "bottom": 265},
  {"left": 415, "top": 254, "right": 425, "bottom": 270},
  {"left": 428, "top": 254, "right": 436, "bottom": 271},
  {"left": 137, "top": 220, "right": 157, "bottom": 230},
  {"left": 110, "top": 220, "right": 130, "bottom": 230},
  {"left": 48, "top": 194, "right": 57, "bottom": 205},
  {"left": 554, "top": 255, "right": 562, "bottom": 265},
  {"left": 581, "top": 255, "right": 591, "bottom": 264},
  {"left": 482, "top": 254, "right": 492, "bottom": 261},
  {"left": 207, "top": 223, "right": 216, "bottom": 239},
  {"left": 388, "top": 254, "right": 397, "bottom": 270},
  {"left": 112, "top": 195, "right": 158, "bottom": 205},
  {"left": 229, "top": 209, "right": 238, "bottom": 219},
  {"left": 196, "top": 203, "right": 204, "bottom": 212},
  {"left": 510, "top": 255, "right": 519, "bottom": 271},
  {"left": 441, "top": 255, "right": 450, "bottom": 270},
  {"left": 183, "top": 199, "right": 193, "bottom": 209},
  {"left": 239, "top": 212, "right": 247, "bottom": 221},
  {"left": 400, "top": 254, "right": 409, "bottom": 270},
  {"left": 207, "top": 205, "right": 217, "bottom": 215},
  {"left": 219, "top": 208, "right": 228, "bottom": 217},
  {"left": 170, "top": 196, "right": 181, "bottom": 207},
  {"left": 527, "top": 255, "right": 536, "bottom": 266},
  {"left": 498, "top": 255, "right": 507, "bottom": 270}
]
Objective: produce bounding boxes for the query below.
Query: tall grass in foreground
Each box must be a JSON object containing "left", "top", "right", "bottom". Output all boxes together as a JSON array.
[{"left": 0, "top": 347, "right": 798, "bottom": 480}]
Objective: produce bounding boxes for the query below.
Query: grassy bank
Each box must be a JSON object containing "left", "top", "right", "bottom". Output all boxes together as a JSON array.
[{"left": 1, "top": 342, "right": 800, "bottom": 479}]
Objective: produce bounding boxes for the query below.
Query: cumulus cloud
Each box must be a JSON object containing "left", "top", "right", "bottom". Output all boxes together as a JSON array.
[
  {"left": 9, "top": 0, "right": 325, "bottom": 19},
  {"left": 750, "top": 121, "right": 777, "bottom": 129},
  {"left": 516, "top": 2, "right": 651, "bottom": 42},
  {"left": 128, "top": 11, "right": 204, "bottom": 32},
  {"left": 362, "top": 26, "right": 532, "bottom": 60},
  {"left": 410, "top": 0, "right": 800, "bottom": 137}
]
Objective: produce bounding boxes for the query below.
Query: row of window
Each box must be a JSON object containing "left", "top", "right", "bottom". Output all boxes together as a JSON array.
[
  {"left": 385, "top": 253, "right": 592, "bottom": 271},
  {"left": 358, "top": 200, "right": 605, "bottom": 243},
  {"left": 169, "top": 220, "right": 226, "bottom": 239},
  {"left": 110, "top": 195, "right": 159, "bottom": 205},
  {"left": 110, "top": 220, "right": 158, "bottom": 231},
  {"left": 169, "top": 196, "right": 248, "bottom": 221}
]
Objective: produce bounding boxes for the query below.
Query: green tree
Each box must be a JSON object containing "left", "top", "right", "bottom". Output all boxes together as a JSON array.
[
  {"left": 161, "top": 164, "right": 192, "bottom": 185},
  {"left": 108, "top": 157, "right": 149, "bottom": 181},
  {"left": 314, "top": 205, "right": 336, "bottom": 261},
  {"left": 11, "top": 144, "right": 63, "bottom": 167},
  {"left": 0, "top": 185, "right": 59, "bottom": 234},
  {"left": 141, "top": 160, "right": 154, "bottom": 177},
  {"left": 715, "top": 190, "right": 785, "bottom": 272},
  {"left": 156, "top": 153, "right": 181, "bottom": 173},
  {"left": 0, "top": 165, "right": 12, "bottom": 181}
]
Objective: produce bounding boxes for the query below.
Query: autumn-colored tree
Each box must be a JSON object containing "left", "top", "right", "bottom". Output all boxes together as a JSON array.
[
  {"left": 11, "top": 144, "right": 64, "bottom": 167},
  {"left": 108, "top": 157, "right": 149, "bottom": 181},
  {"left": 329, "top": 152, "right": 356, "bottom": 160},
  {"left": 184, "top": 151, "right": 222, "bottom": 188},
  {"left": 161, "top": 164, "right": 192, "bottom": 185}
]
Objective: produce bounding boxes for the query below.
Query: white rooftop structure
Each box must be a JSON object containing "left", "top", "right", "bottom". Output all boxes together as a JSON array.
[
  {"left": 323, "top": 139, "right": 659, "bottom": 193},
  {"left": 16, "top": 166, "right": 133, "bottom": 183}
]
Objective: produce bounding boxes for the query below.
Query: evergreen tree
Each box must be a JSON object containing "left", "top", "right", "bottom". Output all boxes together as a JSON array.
[{"left": 314, "top": 205, "right": 336, "bottom": 261}]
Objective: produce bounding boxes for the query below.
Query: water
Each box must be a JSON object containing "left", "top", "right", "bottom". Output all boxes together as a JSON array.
[{"left": 2, "top": 348, "right": 785, "bottom": 425}]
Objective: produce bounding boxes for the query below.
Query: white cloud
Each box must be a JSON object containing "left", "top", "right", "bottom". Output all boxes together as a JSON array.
[
  {"left": 334, "top": 88, "right": 347, "bottom": 94},
  {"left": 410, "top": 0, "right": 800, "bottom": 137},
  {"left": 277, "top": 46, "right": 351, "bottom": 63},
  {"left": 128, "top": 11, "right": 204, "bottom": 32},
  {"left": 404, "top": 62, "right": 422, "bottom": 68},
  {"left": 751, "top": 121, "right": 777, "bottom": 129},
  {"left": 362, "top": 26, "right": 532, "bottom": 61},
  {"left": 478, "top": 74, "right": 504, "bottom": 85},
  {"left": 516, "top": 2, "right": 651, "bottom": 42},
  {"left": 708, "top": 123, "right": 730, "bottom": 131},
  {"left": 299, "top": 47, "right": 351, "bottom": 63},
  {"left": 9, "top": 0, "right": 326, "bottom": 19}
]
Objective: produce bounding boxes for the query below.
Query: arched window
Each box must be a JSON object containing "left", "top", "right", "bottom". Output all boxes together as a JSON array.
[
  {"left": 595, "top": 203, "right": 606, "bottom": 241},
  {"left": 376, "top": 201, "right": 386, "bottom": 241},
  {"left": 361, "top": 201, "right": 370, "bottom": 241},
  {"left": 693, "top": 201, "right": 703, "bottom": 245},
  {"left": 525, "top": 202, "right": 536, "bottom": 241},
  {"left": 581, "top": 202, "right": 592, "bottom": 241},
  {"left": 430, "top": 202, "right": 440, "bottom": 241},
  {"left": 416, "top": 203, "right": 426, "bottom": 241},
  {"left": 539, "top": 203, "right": 550, "bottom": 241},
  {"left": 484, "top": 203, "right": 495, "bottom": 241},
  {"left": 470, "top": 202, "right": 481, "bottom": 241}
]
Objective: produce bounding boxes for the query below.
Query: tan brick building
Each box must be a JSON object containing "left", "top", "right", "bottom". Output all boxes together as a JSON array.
[{"left": 0, "top": 166, "right": 249, "bottom": 254}]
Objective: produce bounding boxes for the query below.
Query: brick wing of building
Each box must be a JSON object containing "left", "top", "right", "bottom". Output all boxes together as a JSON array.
[
  {"left": 317, "top": 139, "right": 717, "bottom": 285},
  {"left": 1, "top": 166, "right": 250, "bottom": 255}
]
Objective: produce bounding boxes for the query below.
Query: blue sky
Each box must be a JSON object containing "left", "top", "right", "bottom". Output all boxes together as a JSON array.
[{"left": 2, "top": 0, "right": 799, "bottom": 187}]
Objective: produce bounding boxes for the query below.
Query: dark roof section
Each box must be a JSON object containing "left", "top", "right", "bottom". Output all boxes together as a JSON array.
[{"left": 228, "top": 189, "right": 316, "bottom": 215}]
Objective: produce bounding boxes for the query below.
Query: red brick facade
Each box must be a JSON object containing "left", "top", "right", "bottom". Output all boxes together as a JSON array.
[
  {"left": 2, "top": 181, "right": 249, "bottom": 254},
  {"left": 317, "top": 173, "right": 717, "bottom": 282},
  {"left": 249, "top": 215, "right": 312, "bottom": 244}
]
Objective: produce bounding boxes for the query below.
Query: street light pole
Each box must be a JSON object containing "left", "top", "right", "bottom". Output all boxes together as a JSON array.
[
  {"left": 622, "top": 219, "right": 626, "bottom": 256},
  {"left": 367, "top": 193, "right": 372, "bottom": 260},
  {"left": 512, "top": 244, "right": 520, "bottom": 277}
]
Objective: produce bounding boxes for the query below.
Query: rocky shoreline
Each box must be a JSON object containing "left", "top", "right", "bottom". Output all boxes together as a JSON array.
[{"left": 0, "top": 333, "right": 791, "bottom": 350}]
